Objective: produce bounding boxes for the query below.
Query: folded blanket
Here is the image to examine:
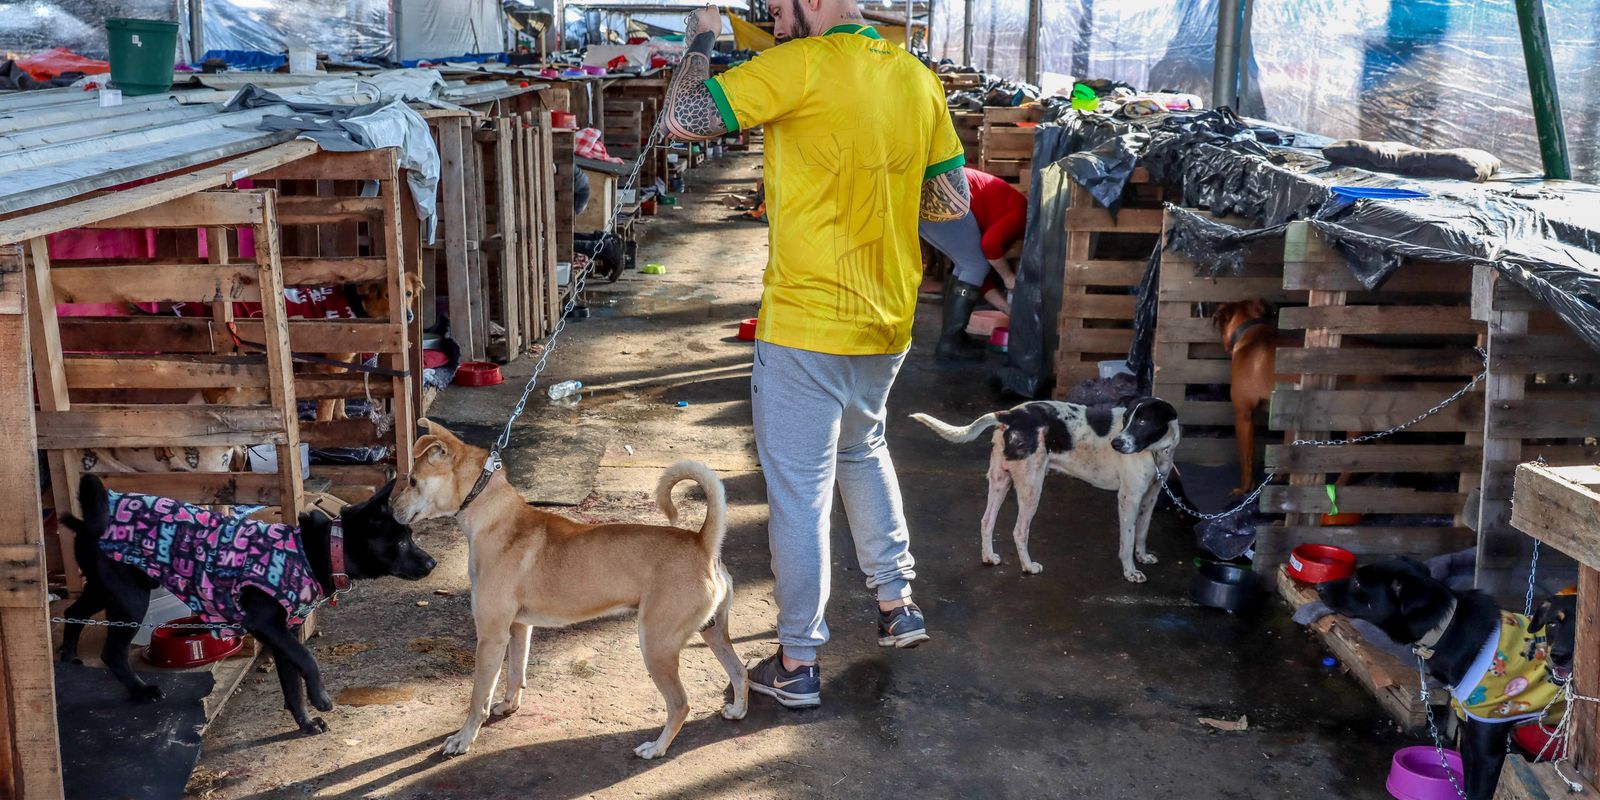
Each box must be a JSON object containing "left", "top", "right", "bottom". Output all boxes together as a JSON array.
[{"left": 1323, "top": 139, "right": 1501, "bottom": 183}]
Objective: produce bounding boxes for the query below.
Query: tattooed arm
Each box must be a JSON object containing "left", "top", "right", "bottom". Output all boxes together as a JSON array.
[
  {"left": 920, "top": 168, "right": 971, "bottom": 221},
  {"left": 664, "top": 11, "right": 732, "bottom": 141}
]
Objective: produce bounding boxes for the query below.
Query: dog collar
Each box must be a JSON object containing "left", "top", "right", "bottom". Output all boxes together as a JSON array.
[
  {"left": 456, "top": 452, "right": 503, "bottom": 516},
  {"left": 1227, "top": 318, "right": 1270, "bottom": 352},
  {"left": 329, "top": 519, "right": 350, "bottom": 593},
  {"left": 1411, "top": 597, "right": 1457, "bottom": 660}
]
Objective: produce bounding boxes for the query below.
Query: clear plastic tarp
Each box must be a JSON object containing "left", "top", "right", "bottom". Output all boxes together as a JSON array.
[
  {"left": 1, "top": 0, "right": 184, "bottom": 58},
  {"left": 929, "top": 0, "right": 965, "bottom": 62},
  {"left": 967, "top": 0, "right": 1027, "bottom": 78},
  {"left": 203, "top": 0, "right": 394, "bottom": 61}
]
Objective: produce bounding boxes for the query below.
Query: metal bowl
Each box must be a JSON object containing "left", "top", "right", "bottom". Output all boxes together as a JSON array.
[{"left": 1190, "top": 562, "right": 1266, "bottom": 614}]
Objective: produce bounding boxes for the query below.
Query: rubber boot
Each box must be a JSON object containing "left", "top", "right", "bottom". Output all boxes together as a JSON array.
[{"left": 935, "top": 280, "right": 985, "bottom": 362}]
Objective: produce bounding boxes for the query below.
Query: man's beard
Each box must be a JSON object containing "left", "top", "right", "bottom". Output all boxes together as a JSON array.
[{"left": 789, "top": 0, "right": 814, "bottom": 39}]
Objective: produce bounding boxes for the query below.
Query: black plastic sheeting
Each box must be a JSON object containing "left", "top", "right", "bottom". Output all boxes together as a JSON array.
[{"left": 1000, "top": 108, "right": 1600, "bottom": 399}]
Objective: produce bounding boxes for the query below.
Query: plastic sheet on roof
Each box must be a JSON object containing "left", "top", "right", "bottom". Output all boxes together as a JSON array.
[
  {"left": 929, "top": 0, "right": 965, "bottom": 63},
  {"left": 202, "top": 0, "right": 393, "bottom": 61},
  {"left": 967, "top": 0, "right": 1026, "bottom": 79},
  {"left": 0, "top": 0, "right": 183, "bottom": 59}
]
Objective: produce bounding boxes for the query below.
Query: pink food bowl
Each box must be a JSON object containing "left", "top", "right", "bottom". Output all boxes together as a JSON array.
[{"left": 1386, "top": 746, "right": 1464, "bottom": 800}]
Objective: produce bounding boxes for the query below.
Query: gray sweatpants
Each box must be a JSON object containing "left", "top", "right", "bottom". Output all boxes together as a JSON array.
[{"left": 752, "top": 339, "right": 916, "bottom": 662}]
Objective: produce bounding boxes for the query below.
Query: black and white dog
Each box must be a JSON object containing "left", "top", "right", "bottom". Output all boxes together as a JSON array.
[
  {"left": 59, "top": 474, "right": 437, "bottom": 735},
  {"left": 911, "top": 397, "right": 1180, "bottom": 582},
  {"left": 1319, "top": 558, "right": 1578, "bottom": 800}
]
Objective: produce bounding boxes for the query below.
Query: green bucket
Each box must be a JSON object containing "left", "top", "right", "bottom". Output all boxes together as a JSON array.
[{"left": 105, "top": 18, "right": 178, "bottom": 96}]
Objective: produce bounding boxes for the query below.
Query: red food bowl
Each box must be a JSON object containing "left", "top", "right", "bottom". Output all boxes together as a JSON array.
[
  {"left": 143, "top": 617, "right": 245, "bottom": 668},
  {"left": 1287, "top": 543, "right": 1357, "bottom": 584},
  {"left": 1512, "top": 723, "right": 1566, "bottom": 761},
  {"left": 738, "top": 318, "right": 758, "bottom": 341},
  {"left": 551, "top": 111, "right": 577, "bottom": 129},
  {"left": 454, "top": 361, "right": 503, "bottom": 387}
]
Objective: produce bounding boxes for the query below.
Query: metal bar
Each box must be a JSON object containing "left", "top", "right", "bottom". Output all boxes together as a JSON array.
[
  {"left": 1212, "top": 0, "right": 1243, "bottom": 110},
  {"left": 1515, "top": 0, "right": 1572, "bottom": 179},
  {"left": 962, "top": 0, "right": 974, "bottom": 65}
]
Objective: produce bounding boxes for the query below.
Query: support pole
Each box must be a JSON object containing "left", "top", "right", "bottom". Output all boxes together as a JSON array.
[
  {"left": 1515, "top": 0, "right": 1572, "bottom": 179},
  {"left": 962, "top": 0, "right": 974, "bottom": 66},
  {"left": 1025, "top": 0, "right": 1042, "bottom": 84},
  {"left": 1211, "top": 0, "right": 1243, "bottom": 111}
]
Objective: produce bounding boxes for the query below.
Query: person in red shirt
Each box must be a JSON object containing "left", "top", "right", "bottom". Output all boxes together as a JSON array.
[{"left": 919, "top": 167, "right": 1027, "bottom": 360}]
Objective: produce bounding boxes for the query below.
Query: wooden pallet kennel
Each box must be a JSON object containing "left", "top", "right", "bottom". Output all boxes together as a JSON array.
[
  {"left": 979, "top": 106, "right": 1038, "bottom": 193},
  {"left": 1259, "top": 228, "right": 1486, "bottom": 570},
  {"left": 1474, "top": 266, "right": 1600, "bottom": 597},
  {"left": 1052, "top": 169, "right": 1167, "bottom": 395},
  {"left": 950, "top": 109, "right": 983, "bottom": 165},
  {"left": 1150, "top": 210, "right": 1300, "bottom": 466}
]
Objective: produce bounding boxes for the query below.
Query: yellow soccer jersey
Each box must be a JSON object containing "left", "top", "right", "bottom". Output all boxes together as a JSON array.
[{"left": 706, "top": 24, "right": 966, "bottom": 355}]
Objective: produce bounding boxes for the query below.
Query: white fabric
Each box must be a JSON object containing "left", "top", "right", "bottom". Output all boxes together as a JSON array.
[{"left": 582, "top": 44, "right": 653, "bottom": 69}]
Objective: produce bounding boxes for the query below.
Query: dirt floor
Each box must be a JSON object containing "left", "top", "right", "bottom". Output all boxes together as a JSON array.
[{"left": 190, "top": 154, "right": 1411, "bottom": 799}]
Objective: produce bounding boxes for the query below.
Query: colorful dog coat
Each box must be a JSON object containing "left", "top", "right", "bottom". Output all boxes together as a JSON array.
[
  {"left": 98, "top": 491, "right": 324, "bottom": 635},
  {"left": 1450, "top": 611, "right": 1566, "bottom": 723}
]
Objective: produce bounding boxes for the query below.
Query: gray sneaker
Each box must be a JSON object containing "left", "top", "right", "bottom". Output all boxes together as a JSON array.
[{"left": 747, "top": 649, "right": 821, "bottom": 709}]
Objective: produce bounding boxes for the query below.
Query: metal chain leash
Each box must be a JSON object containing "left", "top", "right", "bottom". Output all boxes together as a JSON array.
[
  {"left": 1156, "top": 348, "right": 1489, "bottom": 522},
  {"left": 51, "top": 584, "right": 356, "bottom": 632},
  {"left": 1417, "top": 656, "right": 1470, "bottom": 800},
  {"left": 488, "top": 63, "right": 679, "bottom": 460}
]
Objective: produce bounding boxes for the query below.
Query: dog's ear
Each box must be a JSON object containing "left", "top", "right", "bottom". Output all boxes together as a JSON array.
[
  {"left": 416, "top": 435, "right": 453, "bottom": 465},
  {"left": 1531, "top": 595, "right": 1575, "bottom": 633},
  {"left": 420, "top": 419, "right": 462, "bottom": 444}
]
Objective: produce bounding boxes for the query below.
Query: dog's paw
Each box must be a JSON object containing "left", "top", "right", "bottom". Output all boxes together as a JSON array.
[
  {"left": 441, "top": 730, "right": 476, "bottom": 757},
  {"left": 634, "top": 740, "right": 670, "bottom": 760},
  {"left": 132, "top": 684, "right": 164, "bottom": 703},
  {"left": 491, "top": 700, "right": 520, "bottom": 717},
  {"left": 310, "top": 691, "right": 335, "bottom": 712},
  {"left": 981, "top": 553, "right": 1002, "bottom": 566},
  {"left": 1137, "top": 552, "right": 1159, "bottom": 565},
  {"left": 721, "top": 698, "right": 748, "bottom": 721},
  {"left": 299, "top": 717, "right": 329, "bottom": 736},
  {"left": 1123, "top": 569, "right": 1148, "bottom": 583},
  {"left": 1021, "top": 561, "right": 1044, "bottom": 575}
]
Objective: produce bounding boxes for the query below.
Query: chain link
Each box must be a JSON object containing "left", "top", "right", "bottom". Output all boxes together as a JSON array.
[
  {"left": 51, "top": 584, "right": 356, "bottom": 632},
  {"left": 1417, "top": 657, "right": 1470, "bottom": 800},
  {"left": 490, "top": 73, "right": 677, "bottom": 457},
  {"left": 1157, "top": 349, "right": 1488, "bottom": 521}
]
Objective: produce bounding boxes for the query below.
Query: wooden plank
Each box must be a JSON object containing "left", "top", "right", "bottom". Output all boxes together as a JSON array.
[
  {"left": 56, "top": 318, "right": 403, "bottom": 355},
  {"left": 1152, "top": 358, "right": 1231, "bottom": 386},
  {"left": 300, "top": 418, "right": 386, "bottom": 449},
  {"left": 1057, "top": 328, "right": 1135, "bottom": 354},
  {"left": 1269, "top": 389, "right": 1484, "bottom": 433},
  {"left": 1490, "top": 332, "right": 1600, "bottom": 374},
  {"left": 494, "top": 118, "right": 522, "bottom": 357},
  {"left": 246, "top": 193, "right": 304, "bottom": 523},
  {"left": 1157, "top": 275, "right": 1296, "bottom": 303},
  {"left": 84, "top": 190, "right": 266, "bottom": 230},
  {"left": 439, "top": 118, "right": 478, "bottom": 360},
  {"left": 36, "top": 406, "right": 288, "bottom": 449},
  {"left": 1476, "top": 288, "right": 1533, "bottom": 591},
  {"left": 1262, "top": 486, "right": 1468, "bottom": 515},
  {"left": 97, "top": 472, "right": 289, "bottom": 506},
  {"left": 1265, "top": 444, "right": 1482, "bottom": 473},
  {"left": 23, "top": 239, "right": 83, "bottom": 592},
  {"left": 1275, "top": 347, "right": 1483, "bottom": 377},
  {"left": 51, "top": 263, "right": 261, "bottom": 304},
  {"left": 539, "top": 114, "right": 562, "bottom": 329},
  {"left": 462, "top": 121, "right": 489, "bottom": 355},
  {"left": 254, "top": 148, "right": 399, "bottom": 182},
  {"left": 64, "top": 355, "right": 268, "bottom": 389},
  {"left": 1279, "top": 305, "right": 1481, "bottom": 335},
  {"left": 1065, "top": 207, "right": 1165, "bottom": 234},
  {"left": 1487, "top": 398, "right": 1600, "bottom": 439},
  {"left": 282, "top": 257, "right": 389, "bottom": 285},
  {"left": 0, "top": 241, "right": 66, "bottom": 799},
  {"left": 1064, "top": 260, "right": 1149, "bottom": 285},
  {"left": 1511, "top": 463, "right": 1600, "bottom": 571},
  {"left": 375, "top": 170, "right": 416, "bottom": 485},
  {"left": 0, "top": 142, "right": 317, "bottom": 246},
  {"left": 1577, "top": 565, "right": 1599, "bottom": 784},
  {"left": 275, "top": 195, "right": 387, "bottom": 225},
  {"left": 1283, "top": 260, "right": 1473, "bottom": 293},
  {"left": 1496, "top": 756, "right": 1595, "bottom": 799}
]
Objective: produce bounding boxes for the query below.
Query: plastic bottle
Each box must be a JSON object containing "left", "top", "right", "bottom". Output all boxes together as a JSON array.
[{"left": 547, "top": 380, "right": 582, "bottom": 400}]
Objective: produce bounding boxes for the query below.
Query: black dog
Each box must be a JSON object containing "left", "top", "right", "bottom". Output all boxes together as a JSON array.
[
  {"left": 59, "top": 475, "right": 436, "bottom": 735},
  {"left": 1318, "top": 558, "right": 1577, "bottom": 799}
]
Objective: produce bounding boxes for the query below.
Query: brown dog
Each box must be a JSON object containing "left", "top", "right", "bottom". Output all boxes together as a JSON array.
[
  {"left": 1211, "top": 299, "right": 1296, "bottom": 496},
  {"left": 313, "top": 273, "right": 424, "bottom": 422},
  {"left": 391, "top": 421, "right": 747, "bottom": 759},
  {"left": 1212, "top": 299, "right": 1370, "bottom": 497}
]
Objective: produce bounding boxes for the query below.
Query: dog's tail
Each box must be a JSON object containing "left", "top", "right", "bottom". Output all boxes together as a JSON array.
[
  {"left": 655, "top": 460, "right": 728, "bottom": 559},
  {"left": 908, "top": 412, "right": 1001, "bottom": 444}
]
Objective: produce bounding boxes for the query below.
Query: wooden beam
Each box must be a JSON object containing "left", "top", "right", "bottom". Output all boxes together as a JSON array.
[
  {"left": 98, "top": 472, "right": 290, "bottom": 506},
  {"left": 250, "top": 197, "right": 306, "bottom": 522},
  {"left": 57, "top": 318, "right": 405, "bottom": 356},
  {"left": 0, "top": 142, "right": 317, "bottom": 246},
  {"left": 0, "top": 241, "right": 65, "bottom": 799},
  {"left": 438, "top": 118, "right": 478, "bottom": 359},
  {"left": 51, "top": 263, "right": 262, "bottom": 304},
  {"left": 1511, "top": 463, "right": 1600, "bottom": 570},
  {"left": 275, "top": 195, "right": 387, "bottom": 226},
  {"left": 281, "top": 257, "right": 389, "bottom": 285},
  {"left": 36, "top": 406, "right": 289, "bottom": 449},
  {"left": 82, "top": 190, "right": 267, "bottom": 230}
]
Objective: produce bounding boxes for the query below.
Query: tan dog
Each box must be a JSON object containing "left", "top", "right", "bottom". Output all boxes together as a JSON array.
[
  {"left": 1210, "top": 299, "right": 1296, "bottom": 496},
  {"left": 391, "top": 421, "right": 747, "bottom": 759},
  {"left": 313, "top": 273, "right": 424, "bottom": 422}
]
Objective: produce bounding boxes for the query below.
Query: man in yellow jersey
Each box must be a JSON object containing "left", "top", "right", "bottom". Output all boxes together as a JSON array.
[{"left": 663, "top": 1, "right": 970, "bottom": 709}]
